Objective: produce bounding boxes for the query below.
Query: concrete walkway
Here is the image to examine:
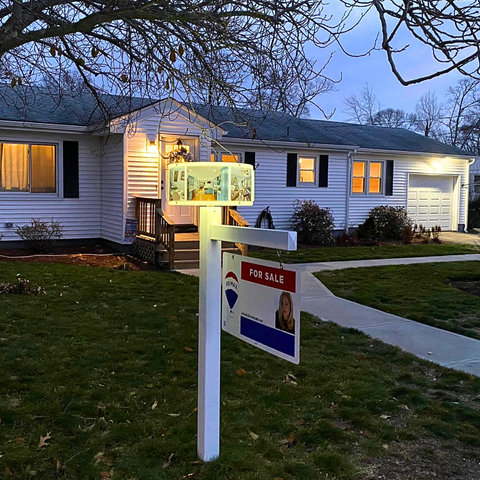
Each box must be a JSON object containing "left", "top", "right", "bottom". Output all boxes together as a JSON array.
[
  {"left": 302, "top": 254, "right": 480, "bottom": 376},
  {"left": 179, "top": 254, "right": 480, "bottom": 376}
]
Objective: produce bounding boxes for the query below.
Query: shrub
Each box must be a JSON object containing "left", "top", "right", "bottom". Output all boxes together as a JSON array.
[
  {"left": 291, "top": 200, "right": 335, "bottom": 245},
  {"left": 357, "top": 217, "right": 379, "bottom": 245},
  {"left": 14, "top": 218, "right": 63, "bottom": 252},
  {"left": 367, "top": 206, "right": 412, "bottom": 240},
  {"left": 469, "top": 196, "right": 480, "bottom": 229},
  {"left": 336, "top": 232, "right": 360, "bottom": 247}
]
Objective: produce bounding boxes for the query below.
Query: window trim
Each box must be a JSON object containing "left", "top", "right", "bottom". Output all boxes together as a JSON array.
[
  {"left": 0, "top": 141, "right": 58, "bottom": 195},
  {"left": 297, "top": 155, "right": 318, "bottom": 187},
  {"left": 351, "top": 159, "right": 386, "bottom": 196}
]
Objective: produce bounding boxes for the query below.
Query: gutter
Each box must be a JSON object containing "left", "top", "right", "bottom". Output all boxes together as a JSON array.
[
  {"left": 355, "top": 147, "right": 472, "bottom": 160},
  {"left": 0, "top": 119, "right": 91, "bottom": 134},
  {"left": 221, "top": 137, "right": 360, "bottom": 152}
]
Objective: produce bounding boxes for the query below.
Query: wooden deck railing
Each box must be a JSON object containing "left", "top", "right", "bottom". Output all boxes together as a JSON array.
[
  {"left": 156, "top": 208, "right": 176, "bottom": 270},
  {"left": 135, "top": 197, "right": 162, "bottom": 240},
  {"left": 224, "top": 206, "right": 250, "bottom": 255}
]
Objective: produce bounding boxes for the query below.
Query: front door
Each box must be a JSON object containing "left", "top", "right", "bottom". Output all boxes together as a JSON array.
[{"left": 161, "top": 137, "right": 196, "bottom": 225}]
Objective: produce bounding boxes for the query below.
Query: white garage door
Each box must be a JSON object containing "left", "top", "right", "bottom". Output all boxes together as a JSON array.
[{"left": 407, "top": 175, "right": 454, "bottom": 230}]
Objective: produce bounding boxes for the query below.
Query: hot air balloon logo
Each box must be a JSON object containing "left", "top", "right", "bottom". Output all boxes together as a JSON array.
[{"left": 224, "top": 271, "right": 239, "bottom": 310}]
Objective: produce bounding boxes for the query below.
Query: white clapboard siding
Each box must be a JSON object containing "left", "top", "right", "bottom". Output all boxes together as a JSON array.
[
  {"left": 0, "top": 130, "right": 102, "bottom": 241},
  {"left": 238, "top": 148, "right": 348, "bottom": 230},
  {"left": 101, "top": 134, "right": 125, "bottom": 243},
  {"left": 349, "top": 154, "right": 469, "bottom": 228},
  {"left": 125, "top": 111, "right": 212, "bottom": 221}
]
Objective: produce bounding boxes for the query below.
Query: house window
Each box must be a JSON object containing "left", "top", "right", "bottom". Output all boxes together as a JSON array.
[
  {"left": 352, "top": 160, "right": 384, "bottom": 195},
  {"left": 221, "top": 153, "right": 241, "bottom": 163},
  {"left": 298, "top": 156, "right": 316, "bottom": 184},
  {"left": 0, "top": 143, "right": 56, "bottom": 193},
  {"left": 474, "top": 175, "right": 480, "bottom": 194},
  {"left": 352, "top": 161, "right": 366, "bottom": 193},
  {"left": 369, "top": 162, "right": 383, "bottom": 194}
]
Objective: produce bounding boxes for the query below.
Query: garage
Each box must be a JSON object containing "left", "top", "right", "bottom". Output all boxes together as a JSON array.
[{"left": 407, "top": 175, "right": 456, "bottom": 230}]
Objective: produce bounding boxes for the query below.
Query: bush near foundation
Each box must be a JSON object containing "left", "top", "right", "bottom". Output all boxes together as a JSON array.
[
  {"left": 14, "top": 218, "right": 64, "bottom": 252},
  {"left": 291, "top": 200, "right": 335, "bottom": 245},
  {"left": 364, "top": 206, "right": 412, "bottom": 241}
]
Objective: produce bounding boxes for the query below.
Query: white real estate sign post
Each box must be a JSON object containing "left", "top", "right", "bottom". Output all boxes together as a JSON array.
[{"left": 167, "top": 161, "right": 298, "bottom": 461}]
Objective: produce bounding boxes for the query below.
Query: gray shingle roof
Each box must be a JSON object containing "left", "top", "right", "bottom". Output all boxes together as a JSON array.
[
  {"left": 193, "top": 105, "right": 473, "bottom": 156},
  {"left": 0, "top": 87, "right": 472, "bottom": 156}
]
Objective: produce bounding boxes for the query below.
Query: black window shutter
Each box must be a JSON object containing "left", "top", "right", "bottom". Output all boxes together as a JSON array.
[
  {"left": 319, "top": 155, "right": 329, "bottom": 187},
  {"left": 63, "top": 141, "right": 79, "bottom": 198},
  {"left": 287, "top": 153, "right": 297, "bottom": 187},
  {"left": 244, "top": 151, "right": 255, "bottom": 167},
  {"left": 385, "top": 160, "right": 394, "bottom": 196}
]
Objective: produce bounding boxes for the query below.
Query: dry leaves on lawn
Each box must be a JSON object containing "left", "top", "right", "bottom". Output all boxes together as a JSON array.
[
  {"left": 151, "top": 401, "right": 158, "bottom": 410},
  {"left": 249, "top": 431, "right": 259, "bottom": 441},
  {"left": 38, "top": 432, "right": 51, "bottom": 448},
  {"left": 235, "top": 368, "right": 247, "bottom": 376},
  {"left": 361, "top": 430, "right": 373, "bottom": 439},
  {"left": 283, "top": 373, "right": 297, "bottom": 386},
  {"left": 279, "top": 432, "right": 295, "bottom": 452},
  {"left": 163, "top": 453, "right": 175, "bottom": 470},
  {"left": 184, "top": 347, "right": 194, "bottom": 352},
  {"left": 182, "top": 470, "right": 201, "bottom": 479}
]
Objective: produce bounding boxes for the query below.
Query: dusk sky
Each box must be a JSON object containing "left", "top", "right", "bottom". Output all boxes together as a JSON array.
[{"left": 311, "top": 5, "right": 464, "bottom": 122}]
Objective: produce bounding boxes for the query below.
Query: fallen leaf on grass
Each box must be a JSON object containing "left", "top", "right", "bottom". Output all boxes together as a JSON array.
[
  {"left": 236, "top": 368, "right": 247, "bottom": 376},
  {"left": 5, "top": 467, "right": 16, "bottom": 478},
  {"left": 182, "top": 470, "right": 201, "bottom": 479},
  {"left": 249, "top": 431, "right": 259, "bottom": 440},
  {"left": 163, "top": 453, "right": 175, "bottom": 470},
  {"left": 358, "top": 354, "right": 366, "bottom": 361},
  {"left": 38, "top": 432, "right": 51, "bottom": 448},
  {"left": 382, "top": 444, "right": 389, "bottom": 450},
  {"left": 145, "top": 384, "right": 154, "bottom": 389},
  {"left": 56, "top": 460, "right": 65, "bottom": 475},
  {"left": 167, "top": 413, "right": 180, "bottom": 417},
  {"left": 380, "top": 414, "right": 391, "bottom": 420},
  {"left": 279, "top": 432, "right": 295, "bottom": 452},
  {"left": 94, "top": 452, "right": 114, "bottom": 467},
  {"left": 190, "top": 460, "right": 203, "bottom": 465},
  {"left": 332, "top": 420, "right": 352, "bottom": 430},
  {"left": 283, "top": 373, "right": 297, "bottom": 386},
  {"left": 151, "top": 401, "right": 158, "bottom": 410},
  {"left": 101, "top": 469, "right": 113, "bottom": 479},
  {"left": 184, "top": 346, "right": 194, "bottom": 352},
  {"left": 169, "top": 315, "right": 178, "bottom": 321},
  {"left": 361, "top": 430, "right": 373, "bottom": 439},
  {"left": 27, "top": 415, "right": 45, "bottom": 421}
]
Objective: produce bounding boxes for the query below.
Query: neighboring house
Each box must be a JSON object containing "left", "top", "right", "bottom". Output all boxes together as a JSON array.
[
  {"left": 469, "top": 159, "right": 480, "bottom": 199},
  {"left": 0, "top": 90, "right": 476, "bottom": 264}
]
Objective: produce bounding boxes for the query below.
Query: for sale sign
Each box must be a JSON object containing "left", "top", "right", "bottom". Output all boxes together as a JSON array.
[{"left": 222, "top": 253, "right": 300, "bottom": 364}]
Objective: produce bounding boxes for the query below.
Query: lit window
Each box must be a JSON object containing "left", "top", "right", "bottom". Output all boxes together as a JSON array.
[
  {"left": 352, "top": 161, "right": 366, "bottom": 193},
  {"left": 0, "top": 143, "right": 56, "bottom": 193},
  {"left": 210, "top": 153, "right": 216, "bottom": 162},
  {"left": 369, "top": 162, "right": 383, "bottom": 194},
  {"left": 221, "top": 153, "right": 240, "bottom": 163},
  {"left": 475, "top": 175, "right": 480, "bottom": 194},
  {"left": 299, "top": 156, "right": 316, "bottom": 184}
]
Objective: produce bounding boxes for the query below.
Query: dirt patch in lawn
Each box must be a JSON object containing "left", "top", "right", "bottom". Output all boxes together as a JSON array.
[
  {"left": 361, "top": 438, "right": 480, "bottom": 480},
  {"left": 0, "top": 244, "right": 152, "bottom": 270},
  {"left": 451, "top": 280, "right": 480, "bottom": 297}
]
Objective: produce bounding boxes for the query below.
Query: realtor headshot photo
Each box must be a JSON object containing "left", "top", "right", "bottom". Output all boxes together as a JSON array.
[{"left": 275, "top": 291, "right": 295, "bottom": 335}]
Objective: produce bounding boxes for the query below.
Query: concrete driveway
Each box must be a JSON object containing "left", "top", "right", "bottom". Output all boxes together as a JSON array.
[{"left": 440, "top": 231, "right": 480, "bottom": 245}]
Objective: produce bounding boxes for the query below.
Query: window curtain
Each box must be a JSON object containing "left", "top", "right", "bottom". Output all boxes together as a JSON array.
[{"left": 0, "top": 143, "right": 29, "bottom": 192}]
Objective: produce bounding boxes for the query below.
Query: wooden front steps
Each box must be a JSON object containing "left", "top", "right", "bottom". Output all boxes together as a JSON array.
[{"left": 157, "top": 232, "right": 239, "bottom": 270}]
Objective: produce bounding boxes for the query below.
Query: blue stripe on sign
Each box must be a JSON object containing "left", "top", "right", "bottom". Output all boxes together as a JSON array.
[{"left": 240, "top": 316, "right": 295, "bottom": 357}]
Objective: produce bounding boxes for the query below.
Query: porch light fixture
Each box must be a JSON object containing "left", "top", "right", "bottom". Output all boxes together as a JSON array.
[
  {"left": 167, "top": 161, "right": 254, "bottom": 206},
  {"left": 431, "top": 159, "right": 443, "bottom": 172},
  {"left": 146, "top": 134, "right": 158, "bottom": 153}
]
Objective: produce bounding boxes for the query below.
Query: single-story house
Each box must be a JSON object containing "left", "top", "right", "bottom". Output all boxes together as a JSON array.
[{"left": 0, "top": 89, "right": 476, "bottom": 266}]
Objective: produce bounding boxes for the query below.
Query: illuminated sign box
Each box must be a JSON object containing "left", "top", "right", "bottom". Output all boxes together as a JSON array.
[{"left": 167, "top": 162, "right": 254, "bottom": 206}]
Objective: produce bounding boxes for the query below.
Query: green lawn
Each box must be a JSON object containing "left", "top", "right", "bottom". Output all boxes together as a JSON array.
[
  {"left": 317, "top": 261, "right": 480, "bottom": 340},
  {"left": 251, "top": 243, "right": 479, "bottom": 264},
  {"left": 1, "top": 262, "right": 480, "bottom": 479}
]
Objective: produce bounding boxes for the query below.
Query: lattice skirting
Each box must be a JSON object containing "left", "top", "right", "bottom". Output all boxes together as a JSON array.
[{"left": 132, "top": 239, "right": 156, "bottom": 265}]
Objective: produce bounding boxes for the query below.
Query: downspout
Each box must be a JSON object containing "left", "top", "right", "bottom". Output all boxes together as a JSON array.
[{"left": 345, "top": 149, "right": 358, "bottom": 233}]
